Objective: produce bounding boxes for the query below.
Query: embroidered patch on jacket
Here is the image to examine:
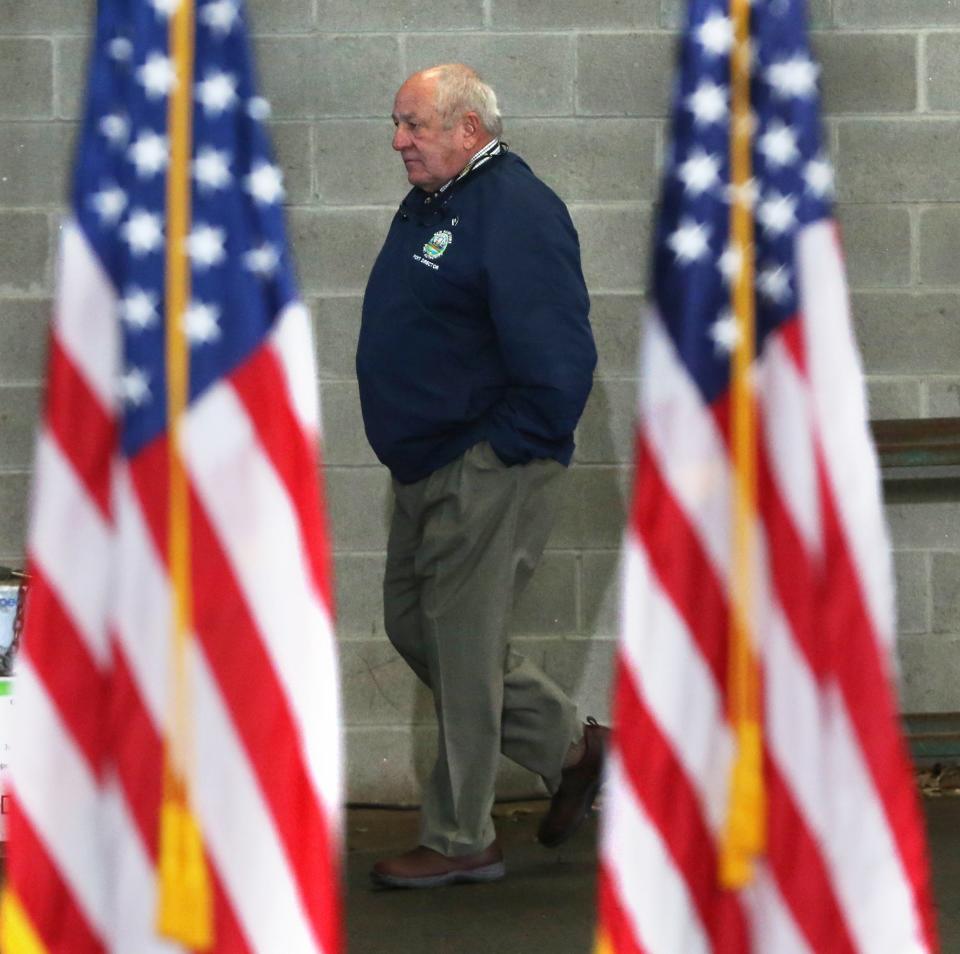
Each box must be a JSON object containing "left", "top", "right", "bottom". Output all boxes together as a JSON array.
[{"left": 423, "top": 230, "right": 453, "bottom": 260}]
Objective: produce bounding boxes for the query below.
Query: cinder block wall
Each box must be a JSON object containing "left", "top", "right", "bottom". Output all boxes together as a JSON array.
[{"left": 0, "top": 0, "right": 958, "bottom": 802}]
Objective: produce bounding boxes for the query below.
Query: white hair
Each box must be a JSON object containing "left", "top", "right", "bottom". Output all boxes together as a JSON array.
[{"left": 423, "top": 63, "right": 503, "bottom": 137}]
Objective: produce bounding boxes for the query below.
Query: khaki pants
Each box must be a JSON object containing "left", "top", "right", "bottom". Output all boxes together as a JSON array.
[{"left": 384, "top": 441, "right": 581, "bottom": 857}]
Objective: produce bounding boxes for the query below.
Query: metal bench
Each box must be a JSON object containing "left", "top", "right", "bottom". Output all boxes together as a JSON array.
[
  {"left": 870, "top": 418, "right": 960, "bottom": 765},
  {"left": 871, "top": 417, "right": 960, "bottom": 502}
]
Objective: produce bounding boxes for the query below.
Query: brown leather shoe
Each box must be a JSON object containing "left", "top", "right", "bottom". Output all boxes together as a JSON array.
[
  {"left": 370, "top": 842, "right": 506, "bottom": 889},
  {"left": 537, "top": 718, "right": 610, "bottom": 848}
]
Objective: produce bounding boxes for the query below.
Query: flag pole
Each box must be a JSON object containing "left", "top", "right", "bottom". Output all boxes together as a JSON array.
[
  {"left": 156, "top": 0, "right": 214, "bottom": 945},
  {"left": 719, "top": 0, "right": 766, "bottom": 890}
]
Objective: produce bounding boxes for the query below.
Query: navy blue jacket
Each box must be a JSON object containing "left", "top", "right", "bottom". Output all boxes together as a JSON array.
[{"left": 357, "top": 149, "right": 596, "bottom": 484}]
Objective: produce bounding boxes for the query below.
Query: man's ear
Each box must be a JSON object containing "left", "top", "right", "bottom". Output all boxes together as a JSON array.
[{"left": 462, "top": 111, "right": 482, "bottom": 147}]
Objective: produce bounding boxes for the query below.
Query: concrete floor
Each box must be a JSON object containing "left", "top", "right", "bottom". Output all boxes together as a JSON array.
[
  {"left": 926, "top": 798, "right": 960, "bottom": 952},
  {"left": 345, "top": 798, "right": 960, "bottom": 953}
]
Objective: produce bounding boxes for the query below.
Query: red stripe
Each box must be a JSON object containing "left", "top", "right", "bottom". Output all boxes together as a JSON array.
[
  {"left": 107, "top": 645, "right": 163, "bottom": 858},
  {"left": 709, "top": 314, "right": 804, "bottom": 456},
  {"left": 44, "top": 335, "right": 116, "bottom": 522},
  {"left": 705, "top": 321, "right": 931, "bottom": 950},
  {"left": 816, "top": 457, "right": 939, "bottom": 952},
  {"left": 632, "top": 433, "right": 729, "bottom": 689},
  {"left": 638, "top": 323, "right": 926, "bottom": 950},
  {"left": 717, "top": 369, "right": 927, "bottom": 950},
  {"left": 614, "top": 657, "right": 750, "bottom": 953},
  {"left": 778, "top": 315, "right": 806, "bottom": 375},
  {"left": 756, "top": 434, "right": 829, "bottom": 677},
  {"left": 629, "top": 453, "right": 860, "bottom": 954},
  {"left": 230, "top": 344, "right": 335, "bottom": 613},
  {"left": 20, "top": 568, "right": 107, "bottom": 777},
  {"left": 628, "top": 296, "right": 932, "bottom": 947},
  {"left": 764, "top": 758, "right": 858, "bottom": 954},
  {"left": 207, "top": 865, "right": 254, "bottom": 954},
  {"left": 628, "top": 437, "right": 748, "bottom": 949},
  {"left": 754, "top": 336, "right": 936, "bottom": 950},
  {"left": 109, "top": 642, "right": 255, "bottom": 954},
  {"left": 129, "top": 441, "right": 342, "bottom": 954},
  {"left": 187, "top": 488, "right": 342, "bottom": 954},
  {"left": 597, "top": 863, "right": 648, "bottom": 954},
  {"left": 5, "top": 799, "right": 105, "bottom": 953},
  {"left": 753, "top": 445, "right": 860, "bottom": 952}
]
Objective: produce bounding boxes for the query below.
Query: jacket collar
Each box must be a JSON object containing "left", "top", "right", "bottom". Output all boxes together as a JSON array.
[
  {"left": 399, "top": 142, "right": 509, "bottom": 223},
  {"left": 438, "top": 138, "right": 504, "bottom": 194}
]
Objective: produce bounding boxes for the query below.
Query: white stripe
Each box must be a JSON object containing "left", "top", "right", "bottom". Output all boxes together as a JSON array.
[
  {"left": 10, "top": 660, "right": 108, "bottom": 940},
  {"left": 762, "top": 607, "right": 832, "bottom": 854},
  {"left": 760, "top": 605, "right": 889, "bottom": 948},
  {"left": 56, "top": 220, "right": 119, "bottom": 414},
  {"left": 756, "top": 333, "right": 820, "bottom": 553},
  {"left": 759, "top": 461, "right": 925, "bottom": 942},
  {"left": 796, "top": 221, "right": 895, "bottom": 647},
  {"left": 820, "top": 693, "right": 928, "bottom": 954},
  {"left": 269, "top": 301, "right": 321, "bottom": 436},
  {"left": 639, "top": 311, "right": 780, "bottom": 730},
  {"left": 194, "top": 651, "right": 322, "bottom": 954},
  {"left": 642, "top": 313, "right": 775, "bottom": 637},
  {"left": 622, "top": 535, "right": 819, "bottom": 952},
  {"left": 757, "top": 255, "right": 928, "bottom": 952},
  {"left": 620, "top": 537, "right": 732, "bottom": 834},
  {"left": 111, "top": 464, "right": 169, "bottom": 726},
  {"left": 621, "top": 536, "right": 833, "bottom": 952},
  {"left": 29, "top": 431, "right": 112, "bottom": 667},
  {"left": 744, "top": 864, "right": 814, "bottom": 954},
  {"left": 641, "top": 312, "right": 732, "bottom": 582},
  {"left": 601, "top": 754, "right": 711, "bottom": 954},
  {"left": 183, "top": 381, "right": 342, "bottom": 821},
  {"left": 639, "top": 309, "right": 924, "bottom": 951},
  {"left": 110, "top": 467, "right": 322, "bottom": 954},
  {"left": 754, "top": 534, "right": 925, "bottom": 952},
  {"left": 101, "top": 775, "right": 186, "bottom": 954}
]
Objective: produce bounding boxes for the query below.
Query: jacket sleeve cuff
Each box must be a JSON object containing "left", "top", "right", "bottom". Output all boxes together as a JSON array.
[{"left": 486, "top": 418, "right": 528, "bottom": 466}]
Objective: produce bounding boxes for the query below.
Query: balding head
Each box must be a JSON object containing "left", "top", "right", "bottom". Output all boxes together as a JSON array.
[
  {"left": 391, "top": 63, "right": 501, "bottom": 192},
  {"left": 419, "top": 63, "right": 503, "bottom": 137}
]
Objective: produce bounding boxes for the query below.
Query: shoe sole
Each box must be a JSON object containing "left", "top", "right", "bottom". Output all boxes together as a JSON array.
[
  {"left": 370, "top": 861, "right": 506, "bottom": 890},
  {"left": 537, "top": 778, "right": 602, "bottom": 848}
]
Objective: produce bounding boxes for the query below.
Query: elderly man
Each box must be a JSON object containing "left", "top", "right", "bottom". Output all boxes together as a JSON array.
[{"left": 357, "top": 63, "right": 606, "bottom": 888}]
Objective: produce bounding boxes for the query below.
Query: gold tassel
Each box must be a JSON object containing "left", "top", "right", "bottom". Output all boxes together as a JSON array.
[
  {"left": 0, "top": 889, "right": 48, "bottom": 954},
  {"left": 156, "top": 787, "right": 214, "bottom": 949},
  {"left": 594, "top": 929, "right": 616, "bottom": 954},
  {"left": 719, "top": 720, "right": 766, "bottom": 888},
  {"left": 1, "top": 890, "right": 51, "bottom": 954}
]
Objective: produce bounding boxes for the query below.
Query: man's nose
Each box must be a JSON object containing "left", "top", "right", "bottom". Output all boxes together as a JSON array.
[{"left": 392, "top": 126, "right": 409, "bottom": 151}]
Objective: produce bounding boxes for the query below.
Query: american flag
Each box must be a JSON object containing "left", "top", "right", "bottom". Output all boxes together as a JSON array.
[
  {"left": 596, "top": 1, "right": 938, "bottom": 952},
  {"left": 1, "top": 1, "right": 342, "bottom": 952}
]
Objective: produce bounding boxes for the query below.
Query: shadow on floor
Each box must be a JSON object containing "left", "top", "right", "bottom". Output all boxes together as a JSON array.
[{"left": 346, "top": 797, "right": 960, "bottom": 954}]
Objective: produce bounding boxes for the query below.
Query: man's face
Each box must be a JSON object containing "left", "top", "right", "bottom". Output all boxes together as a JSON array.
[{"left": 392, "top": 74, "right": 470, "bottom": 193}]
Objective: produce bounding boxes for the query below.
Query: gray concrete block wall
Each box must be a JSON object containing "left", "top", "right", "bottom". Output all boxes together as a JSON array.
[{"left": 1, "top": 1, "right": 959, "bottom": 804}]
